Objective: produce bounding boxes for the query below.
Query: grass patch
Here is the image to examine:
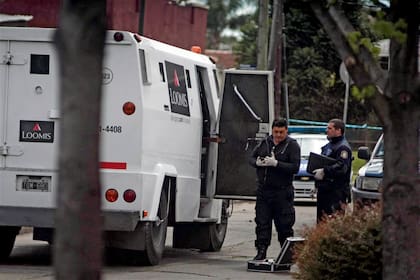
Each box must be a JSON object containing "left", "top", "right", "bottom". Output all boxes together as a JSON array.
[{"left": 352, "top": 151, "right": 366, "bottom": 181}]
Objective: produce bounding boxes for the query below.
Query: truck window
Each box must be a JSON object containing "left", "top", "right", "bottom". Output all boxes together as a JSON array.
[
  {"left": 159, "top": 62, "right": 165, "bottom": 82},
  {"left": 374, "top": 140, "right": 384, "bottom": 158},
  {"left": 138, "top": 49, "right": 149, "bottom": 84},
  {"left": 185, "top": 69, "right": 191, "bottom": 88},
  {"left": 30, "top": 54, "right": 49, "bottom": 74},
  {"left": 213, "top": 69, "right": 220, "bottom": 98}
]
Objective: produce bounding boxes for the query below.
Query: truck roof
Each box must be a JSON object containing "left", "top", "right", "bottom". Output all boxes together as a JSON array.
[{"left": 0, "top": 26, "right": 215, "bottom": 68}]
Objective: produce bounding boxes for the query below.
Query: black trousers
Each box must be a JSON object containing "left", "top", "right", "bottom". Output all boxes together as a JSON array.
[
  {"left": 316, "top": 188, "right": 347, "bottom": 222},
  {"left": 254, "top": 187, "right": 295, "bottom": 248}
]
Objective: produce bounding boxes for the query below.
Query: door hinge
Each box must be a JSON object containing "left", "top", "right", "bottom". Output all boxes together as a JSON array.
[
  {"left": 0, "top": 145, "right": 23, "bottom": 156},
  {"left": 0, "top": 145, "right": 8, "bottom": 155},
  {"left": 1, "top": 52, "right": 27, "bottom": 65},
  {"left": 2, "top": 52, "right": 13, "bottom": 65}
]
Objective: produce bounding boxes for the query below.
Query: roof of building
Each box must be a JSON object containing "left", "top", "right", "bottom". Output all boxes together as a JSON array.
[
  {"left": 0, "top": 13, "right": 33, "bottom": 23},
  {"left": 205, "top": 49, "right": 238, "bottom": 69}
]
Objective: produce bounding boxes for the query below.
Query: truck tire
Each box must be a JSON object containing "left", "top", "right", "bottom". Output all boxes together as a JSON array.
[
  {"left": 0, "top": 226, "right": 20, "bottom": 261},
  {"left": 142, "top": 190, "right": 168, "bottom": 265},
  {"left": 173, "top": 199, "right": 229, "bottom": 251}
]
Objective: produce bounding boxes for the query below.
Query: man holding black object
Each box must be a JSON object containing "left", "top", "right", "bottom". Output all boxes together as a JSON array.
[
  {"left": 249, "top": 119, "right": 300, "bottom": 260},
  {"left": 307, "top": 152, "right": 337, "bottom": 174},
  {"left": 313, "top": 119, "right": 352, "bottom": 223}
]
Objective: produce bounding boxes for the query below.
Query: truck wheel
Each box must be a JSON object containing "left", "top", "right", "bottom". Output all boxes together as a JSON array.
[
  {"left": 142, "top": 190, "right": 168, "bottom": 265},
  {"left": 0, "top": 226, "right": 20, "bottom": 261},
  {"left": 173, "top": 199, "right": 229, "bottom": 251}
]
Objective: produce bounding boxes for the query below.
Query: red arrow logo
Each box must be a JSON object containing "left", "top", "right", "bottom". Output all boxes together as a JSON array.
[
  {"left": 32, "top": 123, "right": 41, "bottom": 131},
  {"left": 173, "top": 70, "right": 180, "bottom": 87}
]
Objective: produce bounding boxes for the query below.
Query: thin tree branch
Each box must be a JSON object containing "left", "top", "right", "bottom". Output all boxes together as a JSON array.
[{"left": 310, "top": 0, "right": 389, "bottom": 123}]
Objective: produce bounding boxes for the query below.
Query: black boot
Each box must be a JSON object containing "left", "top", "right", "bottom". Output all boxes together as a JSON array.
[{"left": 253, "top": 246, "right": 267, "bottom": 261}]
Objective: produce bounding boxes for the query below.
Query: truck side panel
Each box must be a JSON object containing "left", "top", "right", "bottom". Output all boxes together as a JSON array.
[{"left": 0, "top": 28, "right": 222, "bottom": 228}]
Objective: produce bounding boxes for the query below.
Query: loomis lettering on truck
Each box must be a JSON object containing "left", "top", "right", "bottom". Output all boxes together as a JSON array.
[{"left": 0, "top": 27, "right": 229, "bottom": 265}]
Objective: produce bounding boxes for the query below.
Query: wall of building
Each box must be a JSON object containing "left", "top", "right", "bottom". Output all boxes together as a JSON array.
[
  {"left": 0, "top": 0, "right": 208, "bottom": 50},
  {"left": 106, "top": 0, "right": 139, "bottom": 33},
  {"left": 143, "top": 1, "right": 207, "bottom": 50}
]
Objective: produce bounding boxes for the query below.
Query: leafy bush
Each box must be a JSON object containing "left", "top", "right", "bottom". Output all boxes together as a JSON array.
[{"left": 293, "top": 204, "right": 382, "bottom": 280}]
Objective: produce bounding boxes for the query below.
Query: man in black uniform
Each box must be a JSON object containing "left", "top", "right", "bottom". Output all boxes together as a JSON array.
[
  {"left": 249, "top": 119, "right": 300, "bottom": 260},
  {"left": 313, "top": 118, "right": 352, "bottom": 223}
]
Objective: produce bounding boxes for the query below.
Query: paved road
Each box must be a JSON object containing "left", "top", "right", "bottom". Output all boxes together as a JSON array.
[{"left": 0, "top": 201, "right": 317, "bottom": 280}]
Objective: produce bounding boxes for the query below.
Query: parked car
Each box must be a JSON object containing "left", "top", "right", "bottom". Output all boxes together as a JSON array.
[
  {"left": 352, "top": 134, "right": 383, "bottom": 208},
  {"left": 291, "top": 133, "right": 329, "bottom": 201}
]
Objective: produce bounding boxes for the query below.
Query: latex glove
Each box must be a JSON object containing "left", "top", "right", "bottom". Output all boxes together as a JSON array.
[
  {"left": 313, "top": 168, "right": 325, "bottom": 180},
  {"left": 264, "top": 152, "right": 278, "bottom": 167},
  {"left": 256, "top": 157, "right": 265, "bottom": 167}
]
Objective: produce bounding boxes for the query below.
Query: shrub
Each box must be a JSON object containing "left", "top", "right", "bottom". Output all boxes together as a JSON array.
[{"left": 293, "top": 204, "right": 382, "bottom": 280}]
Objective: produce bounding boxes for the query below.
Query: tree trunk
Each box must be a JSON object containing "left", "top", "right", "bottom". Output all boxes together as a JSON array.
[
  {"left": 54, "top": 1, "right": 106, "bottom": 279},
  {"left": 381, "top": 2, "right": 420, "bottom": 278},
  {"left": 382, "top": 109, "right": 420, "bottom": 279},
  {"left": 310, "top": 1, "right": 420, "bottom": 278},
  {"left": 257, "top": 0, "right": 269, "bottom": 70}
]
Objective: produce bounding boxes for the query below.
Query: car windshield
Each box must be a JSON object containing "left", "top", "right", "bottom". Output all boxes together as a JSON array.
[
  {"left": 294, "top": 136, "right": 328, "bottom": 159},
  {"left": 373, "top": 138, "right": 384, "bottom": 158}
]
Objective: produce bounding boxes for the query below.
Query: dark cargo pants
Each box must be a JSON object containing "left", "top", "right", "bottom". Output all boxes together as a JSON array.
[
  {"left": 316, "top": 188, "right": 347, "bottom": 222},
  {"left": 254, "top": 186, "right": 295, "bottom": 248}
]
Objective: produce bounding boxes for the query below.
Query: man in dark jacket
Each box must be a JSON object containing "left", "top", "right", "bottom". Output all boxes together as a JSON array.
[
  {"left": 249, "top": 118, "right": 301, "bottom": 260},
  {"left": 313, "top": 118, "right": 352, "bottom": 223}
]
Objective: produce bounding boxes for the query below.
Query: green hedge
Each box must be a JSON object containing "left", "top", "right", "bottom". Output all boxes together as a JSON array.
[{"left": 293, "top": 204, "right": 382, "bottom": 280}]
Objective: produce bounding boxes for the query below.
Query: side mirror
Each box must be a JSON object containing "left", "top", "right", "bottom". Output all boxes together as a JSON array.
[{"left": 357, "top": 146, "right": 371, "bottom": 160}]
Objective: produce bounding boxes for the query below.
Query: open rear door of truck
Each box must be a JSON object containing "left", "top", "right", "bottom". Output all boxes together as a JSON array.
[{"left": 215, "top": 70, "right": 274, "bottom": 199}]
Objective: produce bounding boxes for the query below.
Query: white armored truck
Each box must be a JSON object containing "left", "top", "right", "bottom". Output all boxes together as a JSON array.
[
  {"left": 0, "top": 27, "right": 276, "bottom": 265},
  {"left": 0, "top": 27, "right": 230, "bottom": 265}
]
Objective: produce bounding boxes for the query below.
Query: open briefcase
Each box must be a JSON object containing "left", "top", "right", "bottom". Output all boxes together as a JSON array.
[{"left": 247, "top": 236, "right": 305, "bottom": 273}]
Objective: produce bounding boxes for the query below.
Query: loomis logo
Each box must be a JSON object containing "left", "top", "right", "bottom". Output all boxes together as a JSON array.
[
  {"left": 165, "top": 61, "right": 190, "bottom": 116},
  {"left": 20, "top": 120, "right": 54, "bottom": 143}
]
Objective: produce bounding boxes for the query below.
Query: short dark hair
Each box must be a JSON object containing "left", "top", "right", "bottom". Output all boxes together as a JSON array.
[
  {"left": 329, "top": 118, "right": 345, "bottom": 134},
  {"left": 272, "top": 118, "right": 288, "bottom": 129}
]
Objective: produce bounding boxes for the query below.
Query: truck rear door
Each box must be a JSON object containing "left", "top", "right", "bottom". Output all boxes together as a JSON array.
[
  {"left": 1, "top": 38, "right": 59, "bottom": 175},
  {"left": 215, "top": 70, "right": 274, "bottom": 199}
]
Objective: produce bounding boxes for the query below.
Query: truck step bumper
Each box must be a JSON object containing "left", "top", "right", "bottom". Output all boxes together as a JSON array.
[{"left": 0, "top": 206, "right": 140, "bottom": 231}]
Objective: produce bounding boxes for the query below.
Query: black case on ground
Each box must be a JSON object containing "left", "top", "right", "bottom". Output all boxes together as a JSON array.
[{"left": 247, "top": 236, "right": 305, "bottom": 273}]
